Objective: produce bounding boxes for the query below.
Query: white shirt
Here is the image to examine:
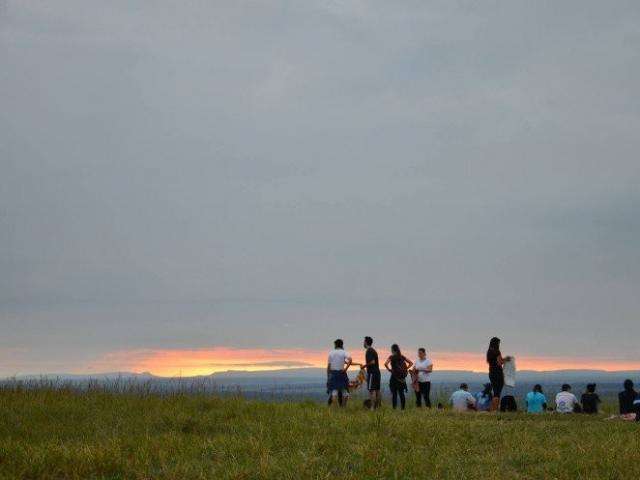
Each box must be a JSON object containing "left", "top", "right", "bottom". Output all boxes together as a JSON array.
[
  {"left": 327, "top": 349, "right": 351, "bottom": 371},
  {"left": 503, "top": 356, "right": 516, "bottom": 387},
  {"left": 414, "top": 358, "right": 433, "bottom": 382},
  {"left": 555, "top": 391, "right": 578, "bottom": 413},
  {"left": 450, "top": 390, "right": 476, "bottom": 412}
]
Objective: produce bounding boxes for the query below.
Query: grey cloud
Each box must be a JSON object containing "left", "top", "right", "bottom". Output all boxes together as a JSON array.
[{"left": 1, "top": 0, "right": 640, "bottom": 374}]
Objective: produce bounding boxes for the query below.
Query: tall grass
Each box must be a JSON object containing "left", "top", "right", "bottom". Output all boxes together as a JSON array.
[{"left": 0, "top": 387, "right": 638, "bottom": 479}]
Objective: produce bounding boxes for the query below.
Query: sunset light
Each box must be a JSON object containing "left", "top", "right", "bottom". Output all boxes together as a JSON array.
[{"left": 87, "top": 347, "right": 640, "bottom": 377}]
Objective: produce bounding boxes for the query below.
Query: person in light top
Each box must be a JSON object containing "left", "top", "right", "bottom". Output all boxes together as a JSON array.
[
  {"left": 327, "top": 339, "right": 352, "bottom": 407},
  {"left": 555, "top": 384, "right": 579, "bottom": 413},
  {"left": 525, "top": 384, "right": 547, "bottom": 414},
  {"left": 449, "top": 383, "right": 477, "bottom": 412},
  {"left": 474, "top": 383, "right": 493, "bottom": 412},
  {"left": 412, "top": 348, "right": 433, "bottom": 408}
]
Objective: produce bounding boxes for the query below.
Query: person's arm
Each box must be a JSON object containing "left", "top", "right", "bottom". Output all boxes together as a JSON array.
[
  {"left": 384, "top": 357, "right": 392, "bottom": 373},
  {"left": 467, "top": 393, "right": 477, "bottom": 410},
  {"left": 327, "top": 356, "right": 331, "bottom": 374},
  {"left": 404, "top": 356, "right": 414, "bottom": 369},
  {"left": 342, "top": 355, "right": 352, "bottom": 373},
  {"left": 497, "top": 354, "right": 505, "bottom": 367}
]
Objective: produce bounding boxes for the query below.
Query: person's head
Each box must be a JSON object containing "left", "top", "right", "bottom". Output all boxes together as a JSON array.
[
  {"left": 390, "top": 344, "right": 401, "bottom": 356},
  {"left": 363, "top": 336, "right": 373, "bottom": 348},
  {"left": 586, "top": 383, "right": 596, "bottom": 393},
  {"left": 489, "top": 337, "right": 501, "bottom": 350},
  {"left": 533, "top": 384, "right": 543, "bottom": 393},
  {"left": 482, "top": 383, "right": 492, "bottom": 395},
  {"left": 418, "top": 347, "right": 426, "bottom": 360},
  {"left": 624, "top": 379, "right": 634, "bottom": 391},
  {"left": 460, "top": 383, "right": 468, "bottom": 391},
  {"left": 561, "top": 383, "right": 571, "bottom": 392},
  {"left": 334, "top": 339, "right": 343, "bottom": 349}
]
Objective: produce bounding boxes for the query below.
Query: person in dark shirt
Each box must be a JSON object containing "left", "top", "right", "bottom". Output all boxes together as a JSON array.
[
  {"left": 363, "top": 336, "right": 381, "bottom": 410},
  {"left": 486, "top": 336, "right": 504, "bottom": 411},
  {"left": 581, "top": 383, "right": 601, "bottom": 414},
  {"left": 618, "top": 379, "right": 638, "bottom": 417},
  {"left": 384, "top": 344, "right": 413, "bottom": 410}
]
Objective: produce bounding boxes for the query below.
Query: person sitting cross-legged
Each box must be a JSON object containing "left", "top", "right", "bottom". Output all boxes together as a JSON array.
[{"left": 450, "top": 383, "right": 477, "bottom": 412}]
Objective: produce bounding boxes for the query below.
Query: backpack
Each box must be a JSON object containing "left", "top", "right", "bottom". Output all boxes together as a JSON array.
[{"left": 393, "top": 355, "right": 408, "bottom": 379}]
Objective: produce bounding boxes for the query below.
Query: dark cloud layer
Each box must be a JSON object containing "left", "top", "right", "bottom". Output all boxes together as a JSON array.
[{"left": 1, "top": 1, "right": 639, "bottom": 374}]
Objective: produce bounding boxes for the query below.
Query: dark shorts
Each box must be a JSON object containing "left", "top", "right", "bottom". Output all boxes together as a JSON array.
[
  {"left": 366, "top": 371, "right": 381, "bottom": 391},
  {"left": 489, "top": 368, "right": 504, "bottom": 398},
  {"left": 327, "top": 370, "right": 349, "bottom": 391}
]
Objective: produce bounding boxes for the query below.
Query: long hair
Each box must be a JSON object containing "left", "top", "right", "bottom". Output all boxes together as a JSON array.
[
  {"left": 390, "top": 344, "right": 401, "bottom": 356},
  {"left": 486, "top": 336, "right": 501, "bottom": 362}
]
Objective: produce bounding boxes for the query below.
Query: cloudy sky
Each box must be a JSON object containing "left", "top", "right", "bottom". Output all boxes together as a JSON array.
[{"left": 1, "top": 0, "right": 639, "bottom": 376}]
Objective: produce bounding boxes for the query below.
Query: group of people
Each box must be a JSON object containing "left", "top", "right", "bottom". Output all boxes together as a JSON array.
[
  {"left": 327, "top": 337, "right": 432, "bottom": 410},
  {"left": 326, "top": 336, "right": 640, "bottom": 420},
  {"left": 447, "top": 380, "right": 635, "bottom": 416}
]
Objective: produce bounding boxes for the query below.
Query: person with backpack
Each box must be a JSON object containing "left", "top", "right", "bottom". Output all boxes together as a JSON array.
[{"left": 384, "top": 344, "right": 413, "bottom": 410}]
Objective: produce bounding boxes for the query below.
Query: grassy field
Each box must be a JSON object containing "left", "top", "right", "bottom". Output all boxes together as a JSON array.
[{"left": 1, "top": 388, "right": 639, "bottom": 479}]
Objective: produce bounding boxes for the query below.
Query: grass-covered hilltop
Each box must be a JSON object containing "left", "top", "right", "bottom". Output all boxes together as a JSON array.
[{"left": 1, "top": 388, "right": 639, "bottom": 479}]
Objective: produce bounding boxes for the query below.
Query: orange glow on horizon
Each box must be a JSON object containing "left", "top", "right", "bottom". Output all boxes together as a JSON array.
[{"left": 86, "top": 347, "right": 640, "bottom": 377}]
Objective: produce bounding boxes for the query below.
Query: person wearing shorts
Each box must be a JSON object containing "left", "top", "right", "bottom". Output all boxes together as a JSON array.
[
  {"left": 363, "top": 336, "right": 381, "bottom": 409},
  {"left": 327, "top": 339, "right": 352, "bottom": 407}
]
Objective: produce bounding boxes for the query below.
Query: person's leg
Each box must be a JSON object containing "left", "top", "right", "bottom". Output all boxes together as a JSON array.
[
  {"left": 341, "top": 391, "right": 349, "bottom": 407},
  {"left": 415, "top": 387, "right": 422, "bottom": 407},
  {"left": 399, "top": 388, "right": 406, "bottom": 410},
  {"left": 330, "top": 390, "right": 339, "bottom": 407},
  {"left": 424, "top": 382, "right": 432, "bottom": 408},
  {"left": 390, "top": 382, "right": 398, "bottom": 409},
  {"left": 338, "top": 389, "right": 343, "bottom": 406}
]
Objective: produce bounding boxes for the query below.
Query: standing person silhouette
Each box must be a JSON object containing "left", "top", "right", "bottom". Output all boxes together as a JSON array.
[
  {"left": 327, "top": 339, "right": 352, "bottom": 407},
  {"left": 363, "top": 336, "right": 381, "bottom": 410},
  {"left": 413, "top": 348, "right": 433, "bottom": 408},
  {"left": 384, "top": 344, "right": 413, "bottom": 410},
  {"left": 486, "top": 337, "right": 504, "bottom": 412}
]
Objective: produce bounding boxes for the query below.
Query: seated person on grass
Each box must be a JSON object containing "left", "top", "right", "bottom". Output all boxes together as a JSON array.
[
  {"left": 474, "top": 383, "right": 493, "bottom": 412},
  {"left": 450, "top": 383, "right": 477, "bottom": 412},
  {"left": 525, "top": 384, "right": 547, "bottom": 414},
  {"left": 618, "top": 379, "right": 639, "bottom": 421},
  {"left": 555, "top": 384, "right": 580, "bottom": 414},
  {"left": 581, "top": 383, "right": 601, "bottom": 414}
]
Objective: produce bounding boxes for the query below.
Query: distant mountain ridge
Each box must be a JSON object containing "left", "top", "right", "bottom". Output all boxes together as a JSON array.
[{"left": 6, "top": 367, "right": 639, "bottom": 383}]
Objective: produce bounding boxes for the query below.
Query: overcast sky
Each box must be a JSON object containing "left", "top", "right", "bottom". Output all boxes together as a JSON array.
[{"left": 1, "top": 1, "right": 639, "bottom": 375}]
